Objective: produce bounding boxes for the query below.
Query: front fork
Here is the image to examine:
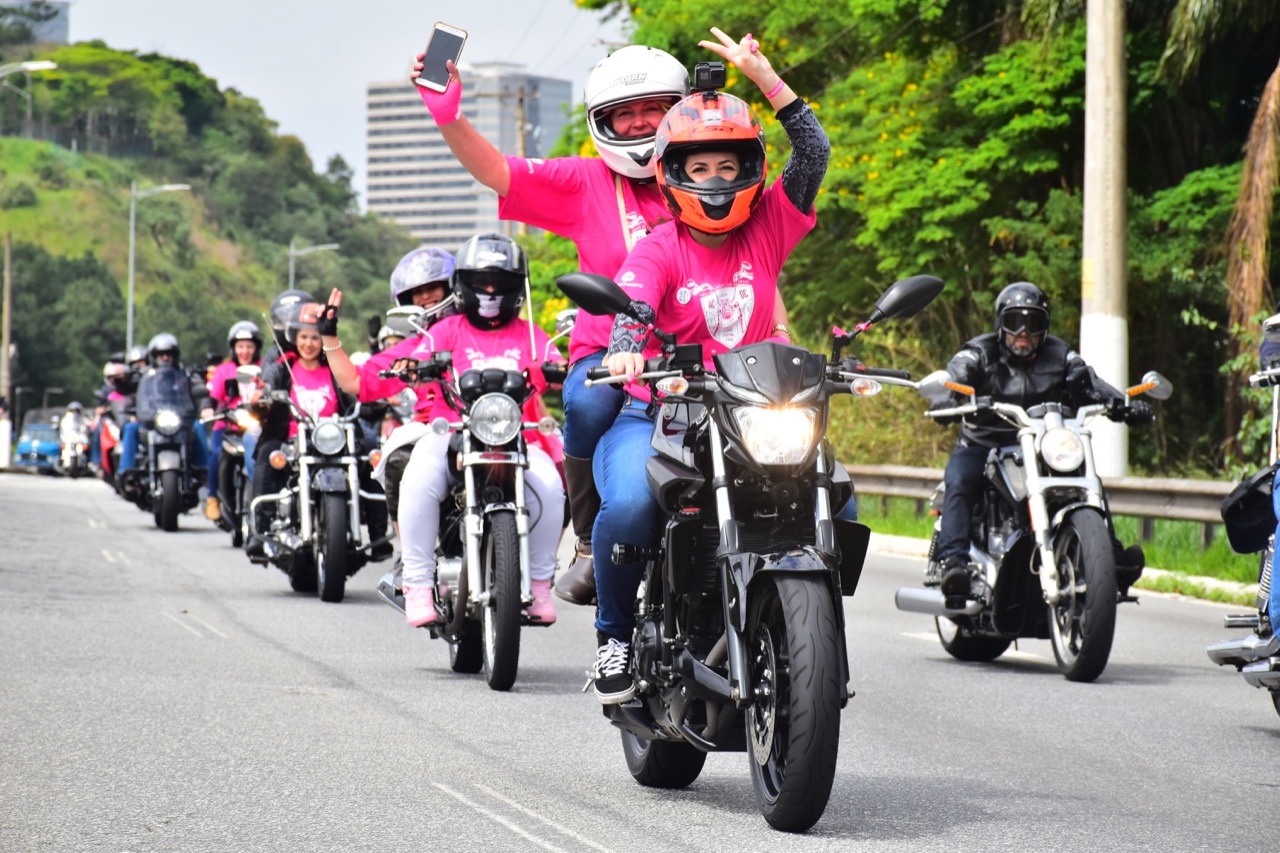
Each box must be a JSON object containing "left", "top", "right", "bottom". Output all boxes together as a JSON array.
[{"left": 462, "top": 451, "right": 531, "bottom": 607}]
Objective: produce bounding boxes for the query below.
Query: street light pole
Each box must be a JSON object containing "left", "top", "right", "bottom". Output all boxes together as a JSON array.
[
  {"left": 288, "top": 240, "right": 341, "bottom": 289},
  {"left": 126, "top": 181, "right": 191, "bottom": 351},
  {"left": 0, "top": 61, "right": 56, "bottom": 138}
]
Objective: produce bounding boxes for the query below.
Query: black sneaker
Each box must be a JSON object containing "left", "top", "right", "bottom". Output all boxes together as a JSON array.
[
  {"left": 592, "top": 634, "right": 634, "bottom": 704},
  {"left": 939, "top": 556, "right": 971, "bottom": 604}
]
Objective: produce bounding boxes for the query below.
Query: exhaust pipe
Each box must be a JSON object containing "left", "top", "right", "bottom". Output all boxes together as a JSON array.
[
  {"left": 1207, "top": 633, "right": 1280, "bottom": 668},
  {"left": 895, "top": 586, "right": 982, "bottom": 617},
  {"left": 1241, "top": 658, "right": 1280, "bottom": 691}
]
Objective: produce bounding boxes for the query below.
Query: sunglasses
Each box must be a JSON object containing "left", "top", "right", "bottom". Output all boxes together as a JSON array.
[{"left": 1000, "top": 308, "right": 1048, "bottom": 336}]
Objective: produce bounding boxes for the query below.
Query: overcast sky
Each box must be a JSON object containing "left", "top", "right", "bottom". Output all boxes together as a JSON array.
[{"left": 69, "top": 0, "right": 629, "bottom": 207}]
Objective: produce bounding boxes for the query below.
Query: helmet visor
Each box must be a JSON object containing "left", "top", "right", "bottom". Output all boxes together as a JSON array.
[{"left": 1000, "top": 308, "right": 1048, "bottom": 336}]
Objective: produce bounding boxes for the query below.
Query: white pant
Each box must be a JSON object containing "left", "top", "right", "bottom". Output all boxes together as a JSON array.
[{"left": 398, "top": 431, "right": 564, "bottom": 588}]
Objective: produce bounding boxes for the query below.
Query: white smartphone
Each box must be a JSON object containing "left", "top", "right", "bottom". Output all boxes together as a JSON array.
[{"left": 414, "top": 22, "right": 468, "bottom": 92}]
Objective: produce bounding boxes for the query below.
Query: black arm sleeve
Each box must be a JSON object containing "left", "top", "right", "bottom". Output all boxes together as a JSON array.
[{"left": 777, "top": 100, "right": 830, "bottom": 213}]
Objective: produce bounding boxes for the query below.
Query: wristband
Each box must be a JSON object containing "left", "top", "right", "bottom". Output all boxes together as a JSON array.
[
  {"left": 323, "top": 341, "right": 343, "bottom": 353},
  {"left": 764, "top": 79, "right": 786, "bottom": 100},
  {"left": 417, "top": 78, "right": 463, "bottom": 126},
  {"left": 772, "top": 323, "right": 790, "bottom": 338}
]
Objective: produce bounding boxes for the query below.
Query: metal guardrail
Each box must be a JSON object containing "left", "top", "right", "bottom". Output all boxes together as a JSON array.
[{"left": 847, "top": 465, "right": 1234, "bottom": 544}]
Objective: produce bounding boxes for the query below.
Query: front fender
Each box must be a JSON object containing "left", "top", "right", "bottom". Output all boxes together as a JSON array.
[
  {"left": 155, "top": 449, "right": 184, "bottom": 471},
  {"left": 310, "top": 466, "right": 350, "bottom": 493},
  {"left": 720, "top": 545, "right": 838, "bottom": 633}
]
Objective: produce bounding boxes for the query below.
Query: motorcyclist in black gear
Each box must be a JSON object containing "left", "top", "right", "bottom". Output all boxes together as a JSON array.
[{"left": 932, "top": 282, "right": 1152, "bottom": 600}]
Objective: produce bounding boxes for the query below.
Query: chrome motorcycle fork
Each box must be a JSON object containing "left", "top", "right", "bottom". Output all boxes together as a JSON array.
[
  {"left": 462, "top": 447, "right": 484, "bottom": 603},
  {"left": 298, "top": 433, "right": 313, "bottom": 542},
  {"left": 1017, "top": 428, "right": 1061, "bottom": 604},
  {"left": 514, "top": 462, "right": 531, "bottom": 599},
  {"left": 345, "top": 430, "right": 363, "bottom": 547},
  {"left": 708, "top": 419, "right": 749, "bottom": 704}
]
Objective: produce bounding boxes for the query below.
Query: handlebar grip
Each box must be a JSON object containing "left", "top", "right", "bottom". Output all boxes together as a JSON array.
[
  {"left": 542, "top": 364, "right": 567, "bottom": 385},
  {"left": 586, "top": 366, "right": 613, "bottom": 381},
  {"left": 855, "top": 367, "right": 912, "bottom": 381}
]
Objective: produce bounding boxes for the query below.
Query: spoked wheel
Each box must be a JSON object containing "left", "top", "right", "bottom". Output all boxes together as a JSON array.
[
  {"left": 317, "top": 493, "right": 350, "bottom": 603},
  {"left": 1048, "top": 510, "right": 1118, "bottom": 682},
  {"left": 157, "top": 470, "right": 180, "bottom": 531},
  {"left": 621, "top": 730, "right": 707, "bottom": 788},
  {"left": 935, "top": 616, "right": 1012, "bottom": 662},
  {"left": 481, "top": 510, "right": 522, "bottom": 691},
  {"left": 746, "top": 575, "right": 842, "bottom": 833}
]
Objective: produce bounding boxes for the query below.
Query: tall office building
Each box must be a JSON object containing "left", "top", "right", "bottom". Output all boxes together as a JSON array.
[{"left": 365, "top": 62, "right": 573, "bottom": 251}]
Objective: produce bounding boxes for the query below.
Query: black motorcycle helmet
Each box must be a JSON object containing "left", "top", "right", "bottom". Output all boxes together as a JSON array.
[
  {"left": 994, "top": 282, "right": 1050, "bottom": 360},
  {"left": 269, "top": 289, "right": 315, "bottom": 354},
  {"left": 452, "top": 233, "right": 527, "bottom": 330}
]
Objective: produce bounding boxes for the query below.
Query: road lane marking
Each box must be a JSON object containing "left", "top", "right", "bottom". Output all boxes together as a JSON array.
[
  {"left": 162, "top": 611, "right": 204, "bottom": 638},
  {"left": 433, "top": 783, "right": 568, "bottom": 852},
  {"left": 902, "top": 631, "right": 939, "bottom": 642},
  {"left": 474, "top": 783, "right": 616, "bottom": 853},
  {"left": 88, "top": 519, "right": 106, "bottom": 529},
  {"left": 102, "top": 550, "right": 117, "bottom": 564},
  {"left": 185, "top": 612, "right": 230, "bottom": 639}
]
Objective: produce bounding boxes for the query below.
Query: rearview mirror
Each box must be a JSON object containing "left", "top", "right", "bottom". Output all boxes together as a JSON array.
[
  {"left": 555, "top": 308, "right": 579, "bottom": 335},
  {"left": 236, "top": 365, "right": 262, "bottom": 385},
  {"left": 557, "top": 272, "right": 633, "bottom": 317},
  {"left": 870, "top": 275, "right": 945, "bottom": 323},
  {"left": 1136, "top": 370, "right": 1174, "bottom": 401}
]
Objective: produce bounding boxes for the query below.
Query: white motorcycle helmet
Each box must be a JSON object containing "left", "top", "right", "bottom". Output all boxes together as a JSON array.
[{"left": 585, "top": 45, "right": 690, "bottom": 180}]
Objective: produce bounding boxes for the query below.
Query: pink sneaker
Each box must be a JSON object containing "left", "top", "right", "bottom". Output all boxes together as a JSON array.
[
  {"left": 527, "top": 578, "right": 557, "bottom": 625},
  {"left": 404, "top": 584, "right": 439, "bottom": 627}
]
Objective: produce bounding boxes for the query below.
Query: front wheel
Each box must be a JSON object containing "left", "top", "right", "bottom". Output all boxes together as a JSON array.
[
  {"left": 482, "top": 510, "right": 522, "bottom": 691},
  {"left": 621, "top": 731, "right": 707, "bottom": 789},
  {"left": 1048, "top": 510, "right": 1118, "bottom": 682},
  {"left": 746, "top": 575, "right": 842, "bottom": 833},
  {"left": 157, "top": 469, "right": 180, "bottom": 532},
  {"left": 317, "top": 493, "right": 350, "bottom": 603}
]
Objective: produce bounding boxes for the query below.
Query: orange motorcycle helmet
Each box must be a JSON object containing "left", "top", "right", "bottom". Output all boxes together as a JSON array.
[{"left": 653, "top": 90, "right": 767, "bottom": 234}]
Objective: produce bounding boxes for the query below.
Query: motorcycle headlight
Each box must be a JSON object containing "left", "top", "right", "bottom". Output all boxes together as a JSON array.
[
  {"left": 732, "top": 406, "right": 817, "bottom": 467},
  {"left": 1041, "top": 427, "right": 1085, "bottom": 472},
  {"left": 154, "top": 408, "right": 182, "bottom": 436},
  {"left": 311, "top": 421, "right": 348, "bottom": 456},
  {"left": 233, "top": 409, "right": 257, "bottom": 431},
  {"left": 470, "top": 393, "right": 522, "bottom": 446}
]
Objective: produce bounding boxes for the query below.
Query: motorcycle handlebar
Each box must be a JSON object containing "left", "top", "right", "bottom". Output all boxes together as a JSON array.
[
  {"left": 1249, "top": 367, "right": 1280, "bottom": 388},
  {"left": 846, "top": 366, "right": 912, "bottom": 381},
  {"left": 585, "top": 366, "right": 613, "bottom": 382}
]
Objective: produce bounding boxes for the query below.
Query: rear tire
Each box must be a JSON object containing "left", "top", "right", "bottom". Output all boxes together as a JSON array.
[
  {"left": 158, "top": 470, "right": 180, "bottom": 532},
  {"left": 621, "top": 731, "right": 707, "bottom": 788},
  {"left": 317, "top": 493, "right": 349, "bottom": 603},
  {"left": 746, "top": 575, "right": 842, "bottom": 833},
  {"left": 482, "top": 510, "right": 521, "bottom": 691},
  {"left": 1048, "top": 510, "right": 1117, "bottom": 682},
  {"left": 935, "top": 616, "right": 1011, "bottom": 662},
  {"left": 450, "top": 621, "right": 483, "bottom": 674}
]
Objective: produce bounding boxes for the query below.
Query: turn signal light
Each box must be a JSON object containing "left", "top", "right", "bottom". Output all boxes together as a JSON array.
[{"left": 269, "top": 450, "right": 288, "bottom": 470}]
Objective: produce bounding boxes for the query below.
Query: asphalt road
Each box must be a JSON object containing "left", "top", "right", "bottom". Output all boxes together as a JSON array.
[{"left": 2, "top": 472, "right": 1276, "bottom": 852}]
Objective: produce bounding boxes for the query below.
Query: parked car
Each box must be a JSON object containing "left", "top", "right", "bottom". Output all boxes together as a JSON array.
[{"left": 15, "top": 420, "right": 61, "bottom": 472}]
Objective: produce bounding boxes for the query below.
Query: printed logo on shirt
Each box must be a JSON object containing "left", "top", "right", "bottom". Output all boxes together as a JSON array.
[
  {"left": 701, "top": 284, "right": 755, "bottom": 349},
  {"left": 732, "top": 262, "right": 755, "bottom": 285},
  {"left": 625, "top": 211, "right": 650, "bottom": 246},
  {"left": 676, "top": 287, "right": 692, "bottom": 305},
  {"left": 465, "top": 346, "right": 523, "bottom": 372},
  {"left": 295, "top": 384, "right": 334, "bottom": 417},
  {"left": 618, "top": 271, "right": 644, "bottom": 289},
  {"left": 524, "top": 159, "right": 544, "bottom": 174}
]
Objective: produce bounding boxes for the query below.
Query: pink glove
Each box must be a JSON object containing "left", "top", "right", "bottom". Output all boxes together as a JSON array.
[{"left": 418, "top": 78, "right": 463, "bottom": 126}]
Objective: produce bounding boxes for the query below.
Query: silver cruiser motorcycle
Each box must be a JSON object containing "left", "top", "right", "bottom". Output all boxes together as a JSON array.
[
  {"left": 375, "top": 351, "right": 563, "bottom": 692},
  {"left": 1207, "top": 356, "right": 1280, "bottom": 716},
  {"left": 896, "top": 370, "right": 1172, "bottom": 682},
  {"left": 558, "top": 271, "right": 944, "bottom": 833}
]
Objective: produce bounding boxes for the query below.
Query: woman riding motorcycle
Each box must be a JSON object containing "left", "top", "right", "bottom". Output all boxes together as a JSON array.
[{"left": 203, "top": 321, "right": 263, "bottom": 522}]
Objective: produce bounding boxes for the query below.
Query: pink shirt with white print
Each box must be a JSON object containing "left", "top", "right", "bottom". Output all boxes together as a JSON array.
[
  {"left": 612, "top": 180, "right": 817, "bottom": 402},
  {"left": 359, "top": 314, "right": 565, "bottom": 422},
  {"left": 288, "top": 363, "right": 340, "bottom": 437},
  {"left": 499, "top": 156, "right": 671, "bottom": 363}
]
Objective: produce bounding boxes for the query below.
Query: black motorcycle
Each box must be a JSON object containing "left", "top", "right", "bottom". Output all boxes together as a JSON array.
[
  {"left": 375, "top": 352, "right": 562, "bottom": 691},
  {"left": 1208, "top": 358, "right": 1280, "bottom": 715},
  {"left": 203, "top": 368, "right": 258, "bottom": 548},
  {"left": 249, "top": 394, "right": 386, "bottom": 602},
  {"left": 896, "top": 369, "right": 1172, "bottom": 682},
  {"left": 132, "top": 365, "right": 203, "bottom": 531},
  {"left": 556, "top": 271, "right": 943, "bottom": 832}
]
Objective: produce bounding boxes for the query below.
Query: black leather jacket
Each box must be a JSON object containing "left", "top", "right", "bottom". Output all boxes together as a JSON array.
[{"left": 937, "top": 333, "right": 1124, "bottom": 448}]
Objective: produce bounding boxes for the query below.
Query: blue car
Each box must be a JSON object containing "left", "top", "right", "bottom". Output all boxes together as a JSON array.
[{"left": 15, "top": 423, "right": 61, "bottom": 472}]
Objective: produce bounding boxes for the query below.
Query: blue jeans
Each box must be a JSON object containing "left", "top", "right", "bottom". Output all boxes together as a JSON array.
[
  {"left": 592, "top": 402, "right": 662, "bottom": 640},
  {"left": 120, "top": 421, "right": 210, "bottom": 471},
  {"left": 936, "top": 444, "right": 990, "bottom": 564},
  {"left": 1271, "top": 472, "right": 1280, "bottom": 628},
  {"left": 243, "top": 429, "right": 259, "bottom": 487},
  {"left": 207, "top": 428, "right": 224, "bottom": 496},
  {"left": 563, "top": 350, "right": 625, "bottom": 458}
]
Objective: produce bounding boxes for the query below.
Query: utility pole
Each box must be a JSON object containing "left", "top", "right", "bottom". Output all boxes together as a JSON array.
[{"left": 1080, "top": 0, "right": 1129, "bottom": 476}]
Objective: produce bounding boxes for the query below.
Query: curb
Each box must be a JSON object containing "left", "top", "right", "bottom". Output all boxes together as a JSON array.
[{"left": 867, "top": 532, "right": 1259, "bottom": 602}]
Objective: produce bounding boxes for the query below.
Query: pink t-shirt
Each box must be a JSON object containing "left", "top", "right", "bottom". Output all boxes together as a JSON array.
[
  {"left": 613, "top": 180, "right": 817, "bottom": 402},
  {"left": 208, "top": 359, "right": 259, "bottom": 430},
  {"left": 289, "top": 363, "right": 340, "bottom": 436},
  {"left": 360, "top": 315, "right": 565, "bottom": 422},
  {"left": 500, "top": 156, "right": 671, "bottom": 363}
]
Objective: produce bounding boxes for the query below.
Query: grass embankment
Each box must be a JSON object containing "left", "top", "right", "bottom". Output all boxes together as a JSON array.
[{"left": 858, "top": 496, "right": 1260, "bottom": 606}]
